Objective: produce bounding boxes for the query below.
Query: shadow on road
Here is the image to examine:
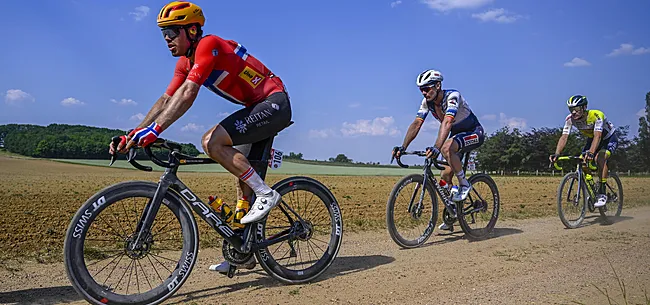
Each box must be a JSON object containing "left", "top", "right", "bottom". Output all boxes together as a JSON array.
[
  {"left": 416, "top": 226, "right": 524, "bottom": 248},
  {"left": 168, "top": 255, "right": 394, "bottom": 304},
  {"left": 0, "top": 285, "right": 81, "bottom": 305},
  {"left": 582, "top": 215, "right": 634, "bottom": 227}
]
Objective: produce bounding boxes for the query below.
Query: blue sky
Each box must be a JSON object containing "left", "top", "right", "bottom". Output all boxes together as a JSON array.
[{"left": 1, "top": 0, "right": 649, "bottom": 164}]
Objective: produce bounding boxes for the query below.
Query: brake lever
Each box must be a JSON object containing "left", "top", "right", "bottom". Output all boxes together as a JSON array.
[{"left": 109, "top": 136, "right": 122, "bottom": 166}]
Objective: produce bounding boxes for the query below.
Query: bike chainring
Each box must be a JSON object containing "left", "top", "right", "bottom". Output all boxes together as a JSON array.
[
  {"left": 442, "top": 208, "right": 456, "bottom": 226},
  {"left": 222, "top": 240, "right": 253, "bottom": 265}
]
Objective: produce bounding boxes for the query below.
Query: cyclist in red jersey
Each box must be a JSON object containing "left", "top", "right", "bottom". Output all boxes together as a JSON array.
[{"left": 109, "top": 1, "right": 292, "bottom": 273}]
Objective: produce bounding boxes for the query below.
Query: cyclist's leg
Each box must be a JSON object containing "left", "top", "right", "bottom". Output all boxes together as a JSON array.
[
  {"left": 596, "top": 133, "right": 618, "bottom": 193},
  {"left": 202, "top": 91, "right": 292, "bottom": 224},
  {"left": 233, "top": 144, "right": 254, "bottom": 201},
  {"left": 444, "top": 125, "right": 485, "bottom": 201}
]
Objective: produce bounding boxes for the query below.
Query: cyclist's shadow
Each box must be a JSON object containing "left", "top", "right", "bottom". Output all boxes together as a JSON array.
[
  {"left": 579, "top": 215, "right": 633, "bottom": 227},
  {"left": 167, "top": 254, "right": 395, "bottom": 304},
  {"left": 418, "top": 227, "right": 524, "bottom": 248}
]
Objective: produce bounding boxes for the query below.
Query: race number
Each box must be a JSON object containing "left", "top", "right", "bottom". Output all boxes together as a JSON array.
[{"left": 269, "top": 148, "right": 283, "bottom": 169}]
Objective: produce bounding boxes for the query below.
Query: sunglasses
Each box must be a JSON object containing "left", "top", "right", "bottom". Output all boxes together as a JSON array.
[
  {"left": 161, "top": 26, "right": 183, "bottom": 39},
  {"left": 419, "top": 85, "right": 435, "bottom": 93}
]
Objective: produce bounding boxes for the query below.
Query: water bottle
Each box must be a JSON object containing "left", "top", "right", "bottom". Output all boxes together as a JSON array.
[
  {"left": 208, "top": 196, "right": 235, "bottom": 223},
  {"left": 232, "top": 198, "right": 250, "bottom": 229}
]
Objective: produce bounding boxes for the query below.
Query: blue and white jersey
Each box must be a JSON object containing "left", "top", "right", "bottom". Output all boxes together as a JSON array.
[{"left": 416, "top": 89, "right": 481, "bottom": 134}]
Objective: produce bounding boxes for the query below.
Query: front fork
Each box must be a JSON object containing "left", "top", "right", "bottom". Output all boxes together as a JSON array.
[{"left": 130, "top": 175, "right": 172, "bottom": 251}]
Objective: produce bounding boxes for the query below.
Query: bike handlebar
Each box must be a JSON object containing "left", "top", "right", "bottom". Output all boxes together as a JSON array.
[
  {"left": 110, "top": 137, "right": 183, "bottom": 172},
  {"left": 552, "top": 155, "right": 598, "bottom": 171},
  {"left": 390, "top": 149, "right": 449, "bottom": 171}
]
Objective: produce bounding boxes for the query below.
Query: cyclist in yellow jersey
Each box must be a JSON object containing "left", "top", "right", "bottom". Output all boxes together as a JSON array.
[{"left": 549, "top": 95, "right": 619, "bottom": 207}]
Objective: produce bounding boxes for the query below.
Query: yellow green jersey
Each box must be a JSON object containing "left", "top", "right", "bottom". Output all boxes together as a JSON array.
[{"left": 562, "top": 109, "right": 615, "bottom": 139}]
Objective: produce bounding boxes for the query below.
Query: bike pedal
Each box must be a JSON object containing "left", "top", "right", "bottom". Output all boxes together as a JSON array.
[{"left": 227, "top": 265, "right": 236, "bottom": 278}]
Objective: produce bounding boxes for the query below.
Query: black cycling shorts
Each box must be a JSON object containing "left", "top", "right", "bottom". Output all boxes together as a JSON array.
[{"left": 220, "top": 92, "right": 292, "bottom": 146}]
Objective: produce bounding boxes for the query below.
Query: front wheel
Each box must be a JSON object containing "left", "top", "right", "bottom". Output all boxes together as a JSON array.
[
  {"left": 254, "top": 176, "right": 343, "bottom": 284},
  {"left": 64, "top": 181, "right": 199, "bottom": 305},
  {"left": 385, "top": 174, "right": 438, "bottom": 248},
  {"left": 457, "top": 173, "right": 500, "bottom": 239},
  {"left": 557, "top": 172, "right": 587, "bottom": 229}
]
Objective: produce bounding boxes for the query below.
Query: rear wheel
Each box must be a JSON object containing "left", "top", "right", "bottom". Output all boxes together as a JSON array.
[
  {"left": 255, "top": 176, "right": 343, "bottom": 284},
  {"left": 598, "top": 172, "right": 624, "bottom": 221},
  {"left": 457, "top": 173, "right": 500, "bottom": 239},
  {"left": 64, "top": 181, "right": 198, "bottom": 305}
]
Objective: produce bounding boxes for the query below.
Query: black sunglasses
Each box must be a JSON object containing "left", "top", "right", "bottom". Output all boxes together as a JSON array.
[
  {"left": 419, "top": 85, "right": 434, "bottom": 93},
  {"left": 161, "top": 26, "right": 183, "bottom": 39}
]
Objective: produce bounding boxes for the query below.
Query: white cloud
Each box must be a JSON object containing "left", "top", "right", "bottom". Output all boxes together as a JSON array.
[
  {"left": 61, "top": 97, "right": 85, "bottom": 107},
  {"left": 341, "top": 116, "right": 400, "bottom": 137},
  {"left": 606, "top": 43, "right": 650, "bottom": 57},
  {"left": 4, "top": 89, "right": 34, "bottom": 105},
  {"left": 481, "top": 114, "right": 497, "bottom": 120},
  {"left": 217, "top": 112, "right": 230, "bottom": 118},
  {"left": 471, "top": 8, "right": 523, "bottom": 23},
  {"left": 308, "top": 128, "right": 336, "bottom": 139},
  {"left": 130, "top": 113, "right": 145, "bottom": 121},
  {"left": 111, "top": 98, "right": 137, "bottom": 106},
  {"left": 422, "top": 0, "right": 492, "bottom": 12},
  {"left": 181, "top": 123, "right": 205, "bottom": 132},
  {"left": 349, "top": 103, "right": 361, "bottom": 108},
  {"left": 391, "top": 1, "right": 402, "bottom": 8},
  {"left": 129, "top": 6, "right": 150, "bottom": 21},
  {"left": 499, "top": 113, "right": 527, "bottom": 130},
  {"left": 563, "top": 57, "right": 591, "bottom": 67},
  {"left": 637, "top": 108, "right": 647, "bottom": 117},
  {"left": 421, "top": 119, "right": 440, "bottom": 132}
]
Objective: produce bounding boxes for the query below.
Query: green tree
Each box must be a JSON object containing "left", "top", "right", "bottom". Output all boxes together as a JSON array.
[
  {"left": 329, "top": 153, "right": 352, "bottom": 163},
  {"left": 636, "top": 91, "right": 650, "bottom": 170}
]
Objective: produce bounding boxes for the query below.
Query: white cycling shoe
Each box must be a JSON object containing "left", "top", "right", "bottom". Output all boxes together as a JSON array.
[
  {"left": 594, "top": 194, "right": 607, "bottom": 207},
  {"left": 438, "top": 222, "right": 454, "bottom": 231},
  {"left": 240, "top": 190, "right": 281, "bottom": 224},
  {"left": 451, "top": 183, "right": 472, "bottom": 202},
  {"left": 209, "top": 256, "right": 256, "bottom": 274}
]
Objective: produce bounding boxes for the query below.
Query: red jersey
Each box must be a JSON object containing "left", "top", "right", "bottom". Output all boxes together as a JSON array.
[{"left": 165, "top": 34, "right": 286, "bottom": 107}]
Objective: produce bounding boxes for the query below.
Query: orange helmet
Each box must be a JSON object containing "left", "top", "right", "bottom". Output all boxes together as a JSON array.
[{"left": 157, "top": 1, "right": 205, "bottom": 28}]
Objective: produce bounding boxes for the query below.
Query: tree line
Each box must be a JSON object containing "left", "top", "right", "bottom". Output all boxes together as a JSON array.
[
  {"left": 474, "top": 91, "right": 650, "bottom": 173},
  {"left": 0, "top": 124, "right": 200, "bottom": 160}
]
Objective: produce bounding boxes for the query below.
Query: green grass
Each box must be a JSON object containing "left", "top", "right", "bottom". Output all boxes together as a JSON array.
[{"left": 52, "top": 158, "right": 432, "bottom": 176}]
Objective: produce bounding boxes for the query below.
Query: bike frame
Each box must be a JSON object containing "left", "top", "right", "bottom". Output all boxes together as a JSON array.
[
  {"left": 114, "top": 132, "right": 307, "bottom": 255},
  {"left": 555, "top": 156, "right": 599, "bottom": 208}
]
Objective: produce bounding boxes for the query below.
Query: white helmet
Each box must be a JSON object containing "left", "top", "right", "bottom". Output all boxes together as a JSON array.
[{"left": 416, "top": 69, "right": 444, "bottom": 87}]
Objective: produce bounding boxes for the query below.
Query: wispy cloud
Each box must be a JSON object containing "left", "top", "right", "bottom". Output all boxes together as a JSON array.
[
  {"left": 129, "top": 6, "right": 150, "bottom": 22},
  {"left": 111, "top": 98, "right": 137, "bottom": 106},
  {"left": 390, "top": 1, "right": 402, "bottom": 8},
  {"left": 61, "top": 97, "right": 85, "bottom": 107},
  {"left": 637, "top": 108, "right": 647, "bottom": 117},
  {"left": 4, "top": 89, "right": 35, "bottom": 105},
  {"left": 181, "top": 123, "right": 205, "bottom": 132},
  {"left": 421, "top": 0, "right": 492, "bottom": 12},
  {"left": 606, "top": 43, "right": 650, "bottom": 57},
  {"left": 308, "top": 128, "right": 336, "bottom": 139},
  {"left": 499, "top": 113, "right": 527, "bottom": 129},
  {"left": 130, "top": 113, "right": 145, "bottom": 121},
  {"left": 563, "top": 57, "right": 591, "bottom": 67},
  {"left": 341, "top": 116, "right": 400, "bottom": 137},
  {"left": 217, "top": 112, "right": 230, "bottom": 118},
  {"left": 349, "top": 103, "right": 361, "bottom": 108},
  {"left": 481, "top": 114, "right": 497, "bottom": 121},
  {"left": 471, "top": 8, "right": 523, "bottom": 23}
]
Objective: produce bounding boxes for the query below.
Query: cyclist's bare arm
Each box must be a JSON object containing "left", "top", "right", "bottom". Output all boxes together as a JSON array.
[
  {"left": 135, "top": 94, "right": 172, "bottom": 129},
  {"left": 401, "top": 118, "right": 424, "bottom": 149},
  {"left": 433, "top": 115, "right": 453, "bottom": 149},
  {"left": 587, "top": 130, "right": 602, "bottom": 155},
  {"left": 554, "top": 134, "right": 568, "bottom": 155},
  {"left": 154, "top": 81, "right": 200, "bottom": 131}
]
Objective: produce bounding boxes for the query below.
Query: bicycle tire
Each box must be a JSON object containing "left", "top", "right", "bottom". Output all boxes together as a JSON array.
[
  {"left": 385, "top": 174, "right": 438, "bottom": 248},
  {"left": 599, "top": 172, "right": 624, "bottom": 219},
  {"left": 64, "top": 181, "right": 199, "bottom": 305},
  {"left": 457, "top": 173, "right": 500, "bottom": 239},
  {"left": 557, "top": 172, "right": 587, "bottom": 229},
  {"left": 254, "top": 176, "right": 343, "bottom": 284}
]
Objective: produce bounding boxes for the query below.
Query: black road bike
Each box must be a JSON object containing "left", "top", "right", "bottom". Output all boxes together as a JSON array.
[
  {"left": 63, "top": 124, "right": 343, "bottom": 305},
  {"left": 386, "top": 150, "right": 500, "bottom": 248},
  {"left": 553, "top": 155, "right": 623, "bottom": 229}
]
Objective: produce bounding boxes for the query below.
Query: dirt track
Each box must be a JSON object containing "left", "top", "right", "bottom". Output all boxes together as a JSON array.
[{"left": 1, "top": 205, "right": 649, "bottom": 305}]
